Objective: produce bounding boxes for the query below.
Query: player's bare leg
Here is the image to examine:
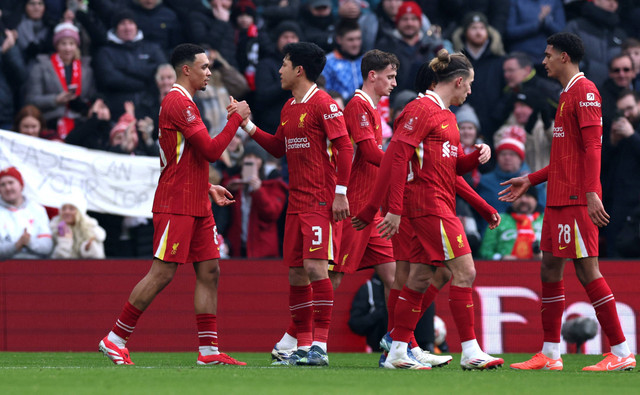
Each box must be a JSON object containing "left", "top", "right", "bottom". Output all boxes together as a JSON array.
[
  {"left": 99, "top": 259, "right": 177, "bottom": 365},
  {"left": 374, "top": 261, "right": 396, "bottom": 302},
  {"left": 445, "top": 254, "right": 503, "bottom": 370},
  {"left": 328, "top": 270, "right": 344, "bottom": 290}
]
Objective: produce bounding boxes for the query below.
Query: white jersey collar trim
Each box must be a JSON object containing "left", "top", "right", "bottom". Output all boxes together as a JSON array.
[
  {"left": 564, "top": 72, "right": 585, "bottom": 93},
  {"left": 170, "top": 83, "right": 193, "bottom": 102},
  {"left": 424, "top": 90, "right": 446, "bottom": 110},
  {"left": 293, "top": 84, "right": 319, "bottom": 104},
  {"left": 354, "top": 89, "right": 376, "bottom": 109}
]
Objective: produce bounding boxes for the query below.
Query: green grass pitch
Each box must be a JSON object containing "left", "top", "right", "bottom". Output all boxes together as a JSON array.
[{"left": 0, "top": 352, "right": 637, "bottom": 395}]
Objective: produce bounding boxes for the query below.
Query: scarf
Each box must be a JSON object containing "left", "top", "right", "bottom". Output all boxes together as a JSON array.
[
  {"left": 51, "top": 53, "right": 82, "bottom": 139},
  {"left": 510, "top": 212, "right": 540, "bottom": 259}
]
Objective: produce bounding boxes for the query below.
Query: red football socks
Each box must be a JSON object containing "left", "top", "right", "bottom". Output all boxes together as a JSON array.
[
  {"left": 290, "top": 284, "right": 313, "bottom": 348},
  {"left": 586, "top": 277, "right": 626, "bottom": 346},
  {"left": 449, "top": 286, "right": 476, "bottom": 343},
  {"left": 112, "top": 301, "right": 142, "bottom": 341},
  {"left": 196, "top": 313, "right": 218, "bottom": 347},
  {"left": 392, "top": 286, "right": 423, "bottom": 343},
  {"left": 541, "top": 281, "right": 565, "bottom": 343},
  {"left": 387, "top": 288, "right": 401, "bottom": 333},
  {"left": 311, "top": 278, "right": 333, "bottom": 344}
]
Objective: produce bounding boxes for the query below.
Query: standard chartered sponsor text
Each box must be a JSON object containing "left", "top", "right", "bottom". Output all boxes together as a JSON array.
[{"left": 288, "top": 136, "right": 311, "bottom": 149}]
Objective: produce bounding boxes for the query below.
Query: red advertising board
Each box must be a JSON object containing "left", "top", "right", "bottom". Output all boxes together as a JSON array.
[{"left": 0, "top": 259, "right": 637, "bottom": 354}]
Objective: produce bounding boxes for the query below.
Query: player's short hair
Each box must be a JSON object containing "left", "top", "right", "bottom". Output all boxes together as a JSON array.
[
  {"left": 546, "top": 32, "right": 584, "bottom": 64},
  {"left": 360, "top": 49, "right": 399, "bottom": 80},
  {"left": 504, "top": 52, "right": 533, "bottom": 69},
  {"left": 283, "top": 42, "right": 326, "bottom": 83},
  {"left": 335, "top": 18, "right": 360, "bottom": 37},
  {"left": 428, "top": 49, "right": 473, "bottom": 83},
  {"left": 414, "top": 60, "right": 438, "bottom": 92},
  {"left": 170, "top": 43, "right": 206, "bottom": 72}
]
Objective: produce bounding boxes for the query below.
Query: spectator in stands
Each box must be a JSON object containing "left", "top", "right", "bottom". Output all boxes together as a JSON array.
[
  {"left": 621, "top": 38, "right": 640, "bottom": 92},
  {"left": 479, "top": 187, "right": 543, "bottom": 261},
  {"left": 12, "top": 104, "right": 59, "bottom": 140},
  {"left": 187, "top": 0, "right": 237, "bottom": 68},
  {"left": 321, "top": 18, "right": 363, "bottom": 102},
  {"left": 50, "top": 195, "right": 106, "bottom": 259},
  {"left": 65, "top": 98, "right": 113, "bottom": 150},
  {"left": 456, "top": 0, "right": 510, "bottom": 38},
  {"left": 359, "top": 0, "right": 401, "bottom": 52},
  {"left": 452, "top": 11, "right": 505, "bottom": 142},
  {"left": 600, "top": 54, "right": 635, "bottom": 153},
  {"left": 0, "top": 166, "right": 53, "bottom": 259},
  {"left": 129, "top": 0, "right": 183, "bottom": 57},
  {"left": 15, "top": 0, "right": 55, "bottom": 67},
  {"left": 107, "top": 101, "right": 159, "bottom": 156},
  {"left": 224, "top": 140, "right": 288, "bottom": 258},
  {"left": 0, "top": 28, "right": 26, "bottom": 130},
  {"left": 231, "top": 0, "right": 260, "bottom": 91},
  {"left": 565, "top": 0, "right": 626, "bottom": 88},
  {"left": 505, "top": 0, "right": 565, "bottom": 69},
  {"left": 255, "top": 0, "right": 300, "bottom": 31},
  {"left": 475, "top": 127, "right": 545, "bottom": 232},
  {"left": 93, "top": 9, "right": 166, "bottom": 120},
  {"left": 338, "top": 0, "right": 367, "bottom": 22},
  {"left": 254, "top": 20, "right": 300, "bottom": 133},
  {"left": 196, "top": 48, "right": 249, "bottom": 136},
  {"left": 137, "top": 63, "right": 175, "bottom": 140},
  {"left": 602, "top": 90, "right": 640, "bottom": 257},
  {"left": 375, "top": 1, "right": 444, "bottom": 97},
  {"left": 300, "top": 0, "right": 337, "bottom": 53},
  {"left": 456, "top": 104, "right": 483, "bottom": 186},
  {"left": 25, "top": 22, "right": 95, "bottom": 140},
  {"left": 494, "top": 88, "right": 553, "bottom": 172},
  {"left": 501, "top": 51, "right": 560, "bottom": 123}
]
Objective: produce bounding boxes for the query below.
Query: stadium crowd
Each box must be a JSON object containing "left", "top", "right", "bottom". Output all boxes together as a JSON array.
[{"left": 1, "top": 0, "right": 640, "bottom": 260}]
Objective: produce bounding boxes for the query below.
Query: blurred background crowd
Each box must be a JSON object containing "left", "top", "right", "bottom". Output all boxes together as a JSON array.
[{"left": 1, "top": 0, "right": 640, "bottom": 260}]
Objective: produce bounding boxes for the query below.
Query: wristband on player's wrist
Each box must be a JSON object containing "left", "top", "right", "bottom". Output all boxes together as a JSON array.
[{"left": 243, "top": 120, "right": 256, "bottom": 135}]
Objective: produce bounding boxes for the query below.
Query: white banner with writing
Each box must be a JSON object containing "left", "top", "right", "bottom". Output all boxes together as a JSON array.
[{"left": 0, "top": 129, "right": 160, "bottom": 218}]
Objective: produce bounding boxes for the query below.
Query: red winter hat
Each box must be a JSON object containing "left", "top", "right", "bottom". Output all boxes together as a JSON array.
[
  {"left": 496, "top": 126, "right": 526, "bottom": 161},
  {"left": 0, "top": 166, "right": 24, "bottom": 187},
  {"left": 396, "top": 1, "right": 422, "bottom": 25}
]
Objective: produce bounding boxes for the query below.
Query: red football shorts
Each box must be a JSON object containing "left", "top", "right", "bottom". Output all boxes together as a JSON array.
[
  {"left": 331, "top": 213, "right": 394, "bottom": 273},
  {"left": 152, "top": 213, "right": 220, "bottom": 264},
  {"left": 283, "top": 211, "right": 340, "bottom": 268},
  {"left": 540, "top": 205, "right": 598, "bottom": 259},
  {"left": 409, "top": 214, "right": 471, "bottom": 265},
  {"left": 391, "top": 215, "right": 429, "bottom": 264}
]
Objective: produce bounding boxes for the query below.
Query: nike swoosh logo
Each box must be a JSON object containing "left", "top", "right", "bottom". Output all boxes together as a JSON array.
[
  {"left": 466, "top": 304, "right": 474, "bottom": 308},
  {"left": 559, "top": 246, "right": 567, "bottom": 250},
  {"left": 441, "top": 124, "right": 448, "bottom": 129},
  {"left": 411, "top": 309, "right": 421, "bottom": 313},
  {"left": 309, "top": 246, "right": 322, "bottom": 252},
  {"left": 607, "top": 361, "right": 632, "bottom": 370},
  {"left": 546, "top": 361, "right": 562, "bottom": 368},
  {"left": 281, "top": 120, "right": 288, "bottom": 126}
]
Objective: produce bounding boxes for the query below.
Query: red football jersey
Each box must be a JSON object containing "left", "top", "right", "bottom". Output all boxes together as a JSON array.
[
  {"left": 153, "top": 84, "right": 211, "bottom": 217},
  {"left": 276, "top": 85, "right": 349, "bottom": 213},
  {"left": 392, "top": 91, "right": 460, "bottom": 218},
  {"left": 344, "top": 89, "right": 383, "bottom": 214},
  {"left": 547, "top": 73, "right": 603, "bottom": 207}
]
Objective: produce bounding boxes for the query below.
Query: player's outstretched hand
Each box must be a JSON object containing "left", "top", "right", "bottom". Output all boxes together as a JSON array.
[
  {"left": 209, "top": 184, "right": 235, "bottom": 206},
  {"left": 377, "top": 212, "right": 400, "bottom": 240},
  {"left": 498, "top": 175, "right": 531, "bottom": 202},
  {"left": 586, "top": 192, "right": 610, "bottom": 227},
  {"left": 333, "top": 194, "right": 350, "bottom": 222},
  {"left": 487, "top": 212, "right": 501, "bottom": 230},
  {"left": 475, "top": 143, "right": 491, "bottom": 164}
]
